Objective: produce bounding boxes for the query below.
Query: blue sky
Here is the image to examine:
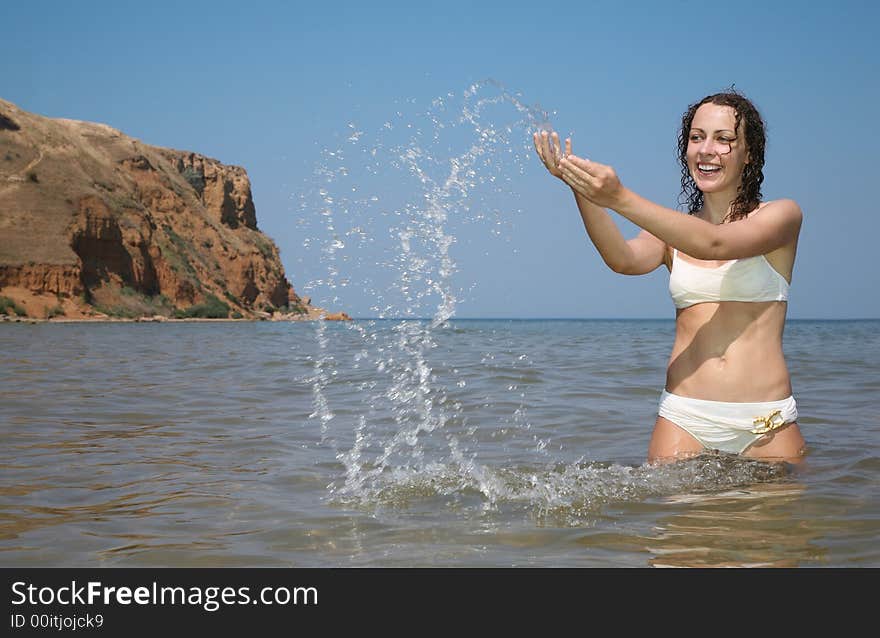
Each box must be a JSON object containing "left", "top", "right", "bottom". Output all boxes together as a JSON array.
[{"left": 3, "top": 0, "right": 878, "bottom": 318}]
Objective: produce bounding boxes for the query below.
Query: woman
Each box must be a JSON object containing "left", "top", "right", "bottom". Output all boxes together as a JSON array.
[{"left": 533, "top": 91, "right": 805, "bottom": 463}]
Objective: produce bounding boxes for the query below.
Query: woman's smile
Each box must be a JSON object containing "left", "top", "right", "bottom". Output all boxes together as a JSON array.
[{"left": 696, "top": 162, "right": 722, "bottom": 178}]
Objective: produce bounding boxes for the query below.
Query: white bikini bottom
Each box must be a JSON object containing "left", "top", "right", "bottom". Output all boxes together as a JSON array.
[{"left": 657, "top": 390, "right": 798, "bottom": 455}]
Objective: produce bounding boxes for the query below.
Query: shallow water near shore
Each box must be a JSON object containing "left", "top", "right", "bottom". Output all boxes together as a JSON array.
[{"left": 1, "top": 319, "right": 877, "bottom": 567}]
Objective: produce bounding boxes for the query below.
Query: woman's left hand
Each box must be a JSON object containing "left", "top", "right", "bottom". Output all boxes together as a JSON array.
[{"left": 559, "top": 154, "right": 625, "bottom": 209}]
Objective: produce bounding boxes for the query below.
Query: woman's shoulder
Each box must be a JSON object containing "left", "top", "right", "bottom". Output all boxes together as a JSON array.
[
  {"left": 751, "top": 199, "right": 803, "bottom": 220},
  {"left": 750, "top": 201, "right": 801, "bottom": 276},
  {"left": 742, "top": 200, "right": 803, "bottom": 241}
]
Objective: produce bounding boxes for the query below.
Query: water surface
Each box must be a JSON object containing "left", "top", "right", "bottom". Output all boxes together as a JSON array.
[{"left": 2, "top": 319, "right": 877, "bottom": 567}]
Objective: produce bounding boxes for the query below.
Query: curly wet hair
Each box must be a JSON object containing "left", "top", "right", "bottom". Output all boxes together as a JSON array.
[{"left": 677, "top": 89, "right": 767, "bottom": 223}]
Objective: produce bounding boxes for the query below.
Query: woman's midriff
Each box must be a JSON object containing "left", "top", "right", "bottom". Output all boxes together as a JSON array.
[{"left": 664, "top": 300, "right": 792, "bottom": 402}]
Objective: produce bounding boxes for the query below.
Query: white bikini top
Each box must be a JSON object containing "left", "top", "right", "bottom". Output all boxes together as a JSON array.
[{"left": 669, "top": 248, "right": 790, "bottom": 309}]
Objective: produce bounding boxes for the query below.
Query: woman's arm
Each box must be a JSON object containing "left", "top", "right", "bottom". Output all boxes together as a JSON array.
[
  {"left": 573, "top": 191, "right": 667, "bottom": 274},
  {"left": 534, "top": 132, "right": 666, "bottom": 273},
  {"left": 559, "top": 155, "right": 803, "bottom": 259}
]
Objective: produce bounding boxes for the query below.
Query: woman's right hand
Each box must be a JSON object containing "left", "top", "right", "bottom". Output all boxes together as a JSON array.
[{"left": 532, "top": 130, "right": 571, "bottom": 181}]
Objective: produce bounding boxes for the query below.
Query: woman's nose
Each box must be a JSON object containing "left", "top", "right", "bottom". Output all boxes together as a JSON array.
[{"left": 698, "top": 138, "right": 717, "bottom": 157}]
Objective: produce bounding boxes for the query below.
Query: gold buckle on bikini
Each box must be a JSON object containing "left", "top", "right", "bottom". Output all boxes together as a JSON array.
[{"left": 751, "top": 409, "right": 786, "bottom": 435}]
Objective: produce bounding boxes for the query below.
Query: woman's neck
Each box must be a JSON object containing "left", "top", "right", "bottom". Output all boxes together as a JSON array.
[{"left": 700, "top": 188, "right": 739, "bottom": 224}]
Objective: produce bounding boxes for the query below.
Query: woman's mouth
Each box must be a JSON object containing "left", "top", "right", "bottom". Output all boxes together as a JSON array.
[{"left": 697, "top": 163, "right": 722, "bottom": 177}]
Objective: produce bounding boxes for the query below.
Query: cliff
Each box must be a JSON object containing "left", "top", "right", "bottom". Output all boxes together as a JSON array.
[{"left": 0, "top": 98, "right": 334, "bottom": 321}]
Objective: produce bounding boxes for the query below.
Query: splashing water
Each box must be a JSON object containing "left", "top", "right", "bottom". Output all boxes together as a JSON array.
[
  {"left": 296, "top": 80, "right": 791, "bottom": 523},
  {"left": 329, "top": 452, "right": 792, "bottom": 527},
  {"left": 297, "top": 80, "right": 555, "bottom": 317}
]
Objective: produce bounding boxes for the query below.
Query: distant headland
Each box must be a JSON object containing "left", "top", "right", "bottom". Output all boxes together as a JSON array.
[{"left": 0, "top": 98, "right": 349, "bottom": 322}]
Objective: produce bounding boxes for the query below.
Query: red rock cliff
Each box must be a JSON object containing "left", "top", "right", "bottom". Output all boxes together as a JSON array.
[{"left": 0, "top": 98, "right": 319, "bottom": 320}]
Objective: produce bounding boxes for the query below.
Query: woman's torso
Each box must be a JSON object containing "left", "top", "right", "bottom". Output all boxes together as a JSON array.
[{"left": 662, "top": 206, "right": 799, "bottom": 402}]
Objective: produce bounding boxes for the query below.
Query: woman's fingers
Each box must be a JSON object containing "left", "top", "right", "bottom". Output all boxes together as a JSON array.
[
  {"left": 566, "top": 154, "right": 594, "bottom": 173},
  {"left": 541, "top": 131, "right": 555, "bottom": 165},
  {"left": 543, "top": 131, "right": 559, "bottom": 167},
  {"left": 534, "top": 131, "right": 549, "bottom": 164},
  {"left": 533, "top": 130, "right": 594, "bottom": 184},
  {"left": 534, "top": 130, "right": 564, "bottom": 175},
  {"left": 560, "top": 161, "right": 582, "bottom": 188},
  {"left": 532, "top": 132, "right": 544, "bottom": 160},
  {"left": 550, "top": 132, "right": 563, "bottom": 165},
  {"left": 561, "top": 157, "right": 596, "bottom": 193},
  {"left": 560, "top": 155, "right": 584, "bottom": 179}
]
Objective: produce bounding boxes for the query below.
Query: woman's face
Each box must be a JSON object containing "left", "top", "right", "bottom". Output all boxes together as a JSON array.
[{"left": 687, "top": 103, "right": 750, "bottom": 195}]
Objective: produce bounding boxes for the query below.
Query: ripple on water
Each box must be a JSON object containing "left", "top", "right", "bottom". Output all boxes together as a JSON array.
[{"left": 327, "top": 452, "right": 792, "bottom": 526}]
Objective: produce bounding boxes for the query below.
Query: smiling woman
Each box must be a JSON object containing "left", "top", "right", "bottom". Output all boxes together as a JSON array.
[
  {"left": 678, "top": 92, "right": 767, "bottom": 226},
  {"left": 533, "top": 90, "right": 805, "bottom": 464}
]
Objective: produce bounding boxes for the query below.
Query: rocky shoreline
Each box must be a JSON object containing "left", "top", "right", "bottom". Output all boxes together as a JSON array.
[
  {"left": 1, "top": 98, "right": 347, "bottom": 322},
  {"left": 1, "top": 311, "right": 353, "bottom": 324}
]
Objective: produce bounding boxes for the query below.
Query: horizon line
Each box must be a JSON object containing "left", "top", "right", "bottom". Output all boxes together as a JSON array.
[{"left": 342, "top": 316, "right": 880, "bottom": 322}]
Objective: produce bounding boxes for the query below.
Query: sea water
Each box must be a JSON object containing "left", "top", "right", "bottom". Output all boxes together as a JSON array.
[{"left": 1, "top": 319, "right": 877, "bottom": 567}]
